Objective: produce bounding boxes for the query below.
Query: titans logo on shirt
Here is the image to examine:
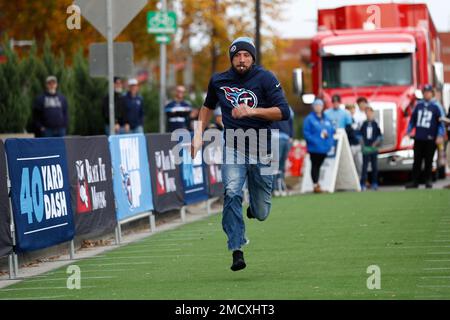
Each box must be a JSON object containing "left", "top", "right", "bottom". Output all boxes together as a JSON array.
[{"left": 220, "top": 86, "right": 258, "bottom": 109}]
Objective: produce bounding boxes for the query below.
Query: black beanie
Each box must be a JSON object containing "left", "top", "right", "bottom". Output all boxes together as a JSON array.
[{"left": 229, "top": 37, "right": 256, "bottom": 62}]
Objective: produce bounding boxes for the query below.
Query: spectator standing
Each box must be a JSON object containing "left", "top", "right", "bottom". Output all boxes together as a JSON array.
[
  {"left": 102, "top": 77, "right": 127, "bottom": 135},
  {"left": 123, "top": 78, "right": 145, "bottom": 134},
  {"left": 345, "top": 104, "right": 363, "bottom": 177},
  {"left": 165, "top": 85, "right": 193, "bottom": 132},
  {"left": 445, "top": 108, "right": 450, "bottom": 169},
  {"left": 303, "top": 99, "right": 335, "bottom": 193},
  {"left": 405, "top": 85, "right": 445, "bottom": 189},
  {"left": 360, "top": 106, "right": 383, "bottom": 191},
  {"left": 271, "top": 106, "right": 294, "bottom": 196},
  {"left": 354, "top": 97, "right": 369, "bottom": 129},
  {"left": 324, "top": 94, "right": 352, "bottom": 129},
  {"left": 32, "top": 75, "right": 69, "bottom": 137}
]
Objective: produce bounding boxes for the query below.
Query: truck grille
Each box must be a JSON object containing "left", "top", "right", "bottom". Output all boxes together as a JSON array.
[{"left": 370, "top": 102, "right": 397, "bottom": 151}]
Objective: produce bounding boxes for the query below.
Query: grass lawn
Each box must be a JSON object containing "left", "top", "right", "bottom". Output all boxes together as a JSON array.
[{"left": 1, "top": 189, "right": 449, "bottom": 300}]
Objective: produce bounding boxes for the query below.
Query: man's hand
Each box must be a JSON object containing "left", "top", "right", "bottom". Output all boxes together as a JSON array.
[
  {"left": 232, "top": 103, "right": 254, "bottom": 119},
  {"left": 191, "top": 134, "right": 203, "bottom": 159},
  {"left": 436, "top": 136, "right": 444, "bottom": 145}
]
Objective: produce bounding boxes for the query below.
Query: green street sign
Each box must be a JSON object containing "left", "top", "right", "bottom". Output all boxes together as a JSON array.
[
  {"left": 155, "top": 34, "right": 171, "bottom": 44},
  {"left": 147, "top": 11, "right": 177, "bottom": 34}
]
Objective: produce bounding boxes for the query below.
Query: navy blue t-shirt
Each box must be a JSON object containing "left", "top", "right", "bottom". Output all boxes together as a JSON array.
[
  {"left": 165, "top": 100, "right": 192, "bottom": 132},
  {"left": 360, "top": 120, "right": 382, "bottom": 147},
  {"left": 407, "top": 99, "right": 445, "bottom": 141},
  {"left": 203, "top": 65, "right": 289, "bottom": 155},
  {"left": 33, "top": 92, "right": 69, "bottom": 130},
  {"left": 123, "top": 92, "right": 144, "bottom": 130}
]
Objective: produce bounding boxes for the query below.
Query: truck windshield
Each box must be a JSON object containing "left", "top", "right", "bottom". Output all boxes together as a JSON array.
[{"left": 322, "top": 53, "right": 412, "bottom": 88}]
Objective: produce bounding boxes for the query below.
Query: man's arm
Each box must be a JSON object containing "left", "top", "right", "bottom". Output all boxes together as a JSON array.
[
  {"left": 191, "top": 106, "right": 214, "bottom": 158},
  {"left": 407, "top": 106, "right": 418, "bottom": 136},
  {"left": 33, "top": 96, "right": 44, "bottom": 133},
  {"left": 231, "top": 104, "right": 283, "bottom": 121}
]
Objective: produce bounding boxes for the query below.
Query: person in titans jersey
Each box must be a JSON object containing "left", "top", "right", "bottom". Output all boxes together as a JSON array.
[{"left": 191, "top": 37, "right": 290, "bottom": 271}]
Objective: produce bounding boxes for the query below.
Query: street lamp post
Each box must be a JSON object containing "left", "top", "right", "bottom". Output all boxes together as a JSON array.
[{"left": 255, "top": 0, "right": 261, "bottom": 65}]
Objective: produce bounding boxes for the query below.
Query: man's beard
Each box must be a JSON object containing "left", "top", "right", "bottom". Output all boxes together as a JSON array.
[
  {"left": 48, "top": 89, "right": 57, "bottom": 95},
  {"left": 233, "top": 64, "right": 251, "bottom": 75}
]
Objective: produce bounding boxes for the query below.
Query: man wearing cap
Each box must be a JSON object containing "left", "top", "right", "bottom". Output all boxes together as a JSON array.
[
  {"left": 190, "top": 37, "right": 290, "bottom": 271},
  {"left": 102, "top": 77, "right": 127, "bottom": 135},
  {"left": 406, "top": 84, "right": 445, "bottom": 189},
  {"left": 123, "top": 78, "right": 145, "bottom": 134},
  {"left": 324, "top": 94, "right": 352, "bottom": 130},
  {"left": 32, "top": 75, "right": 69, "bottom": 137}
]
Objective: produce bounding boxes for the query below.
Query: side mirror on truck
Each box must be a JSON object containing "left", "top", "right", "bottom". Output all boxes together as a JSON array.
[
  {"left": 433, "top": 62, "right": 444, "bottom": 90},
  {"left": 293, "top": 68, "right": 304, "bottom": 96},
  {"left": 293, "top": 68, "right": 316, "bottom": 105}
]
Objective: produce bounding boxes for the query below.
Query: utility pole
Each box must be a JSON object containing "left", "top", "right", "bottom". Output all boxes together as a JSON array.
[
  {"left": 107, "top": 0, "right": 115, "bottom": 136},
  {"left": 159, "top": 0, "right": 168, "bottom": 133},
  {"left": 255, "top": 0, "right": 261, "bottom": 65}
]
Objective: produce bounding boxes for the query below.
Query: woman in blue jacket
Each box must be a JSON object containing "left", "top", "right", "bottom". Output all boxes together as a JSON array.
[{"left": 303, "top": 99, "right": 335, "bottom": 193}]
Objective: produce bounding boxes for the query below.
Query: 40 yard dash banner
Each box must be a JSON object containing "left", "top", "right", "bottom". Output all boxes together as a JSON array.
[{"left": 4, "top": 138, "right": 75, "bottom": 252}]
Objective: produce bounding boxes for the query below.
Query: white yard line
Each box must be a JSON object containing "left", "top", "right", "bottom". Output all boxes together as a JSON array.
[
  {"left": 387, "top": 245, "right": 450, "bottom": 249},
  {"left": 86, "top": 253, "right": 225, "bottom": 261},
  {"left": 0, "top": 285, "right": 96, "bottom": 292},
  {"left": 0, "top": 295, "right": 69, "bottom": 300},
  {"left": 25, "top": 276, "right": 116, "bottom": 282}
]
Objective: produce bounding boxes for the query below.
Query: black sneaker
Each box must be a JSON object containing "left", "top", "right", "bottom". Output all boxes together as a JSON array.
[
  {"left": 405, "top": 182, "right": 419, "bottom": 189},
  {"left": 425, "top": 182, "right": 433, "bottom": 189},
  {"left": 231, "top": 250, "right": 246, "bottom": 271},
  {"left": 247, "top": 207, "right": 255, "bottom": 219}
]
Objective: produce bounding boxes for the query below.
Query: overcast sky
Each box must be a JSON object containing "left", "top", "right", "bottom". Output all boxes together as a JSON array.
[{"left": 271, "top": 0, "right": 450, "bottom": 39}]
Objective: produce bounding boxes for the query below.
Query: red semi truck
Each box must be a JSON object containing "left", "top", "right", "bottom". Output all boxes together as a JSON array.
[{"left": 294, "top": 3, "right": 447, "bottom": 176}]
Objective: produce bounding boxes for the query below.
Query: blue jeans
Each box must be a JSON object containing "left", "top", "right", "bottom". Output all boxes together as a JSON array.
[
  {"left": 361, "top": 152, "right": 378, "bottom": 187},
  {"left": 43, "top": 127, "right": 66, "bottom": 137},
  {"left": 222, "top": 147, "right": 274, "bottom": 251},
  {"left": 129, "top": 125, "right": 144, "bottom": 134},
  {"left": 105, "top": 125, "right": 129, "bottom": 136},
  {"left": 273, "top": 136, "right": 291, "bottom": 191}
]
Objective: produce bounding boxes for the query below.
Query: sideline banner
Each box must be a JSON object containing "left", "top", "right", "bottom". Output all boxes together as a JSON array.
[
  {"left": 204, "top": 139, "right": 224, "bottom": 198},
  {"left": 179, "top": 139, "right": 209, "bottom": 205},
  {"left": 0, "top": 140, "right": 12, "bottom": 257},
  {"left": 65, "top": 136, "right": 117, "bottom": 236},
  {"left": 109, "top": 134, "right": 153, "bottom": 221},
  {"left": 145, "top": 134, "right": 184, "bottom": 213},
  {"left": 4, "top": 138, "right": 75, "bottom": 252}
]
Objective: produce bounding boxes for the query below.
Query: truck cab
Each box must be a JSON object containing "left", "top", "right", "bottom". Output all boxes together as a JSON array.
[{"left": 294, "top": 3, "right": 445, "bottom": 173}]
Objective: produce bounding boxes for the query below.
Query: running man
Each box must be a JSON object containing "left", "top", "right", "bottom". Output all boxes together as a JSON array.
[{"left": 191, "top": 37, "right": 290, "bottom": 271}]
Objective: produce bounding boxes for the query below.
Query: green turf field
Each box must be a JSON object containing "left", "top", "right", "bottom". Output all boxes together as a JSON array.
[{"left": 1, "top": 189, "right": 449, "bottom": 300}]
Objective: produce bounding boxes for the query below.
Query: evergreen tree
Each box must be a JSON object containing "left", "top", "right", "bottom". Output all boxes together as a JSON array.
[
  {"left": 71, "top": 50, "right": 107, "bottom": 136},
  {"left": 141, "top": 84, "right": 160, "bottom": 133},
  {"left": 0, "top": 35, "right": 30, "bottom": 133}
]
